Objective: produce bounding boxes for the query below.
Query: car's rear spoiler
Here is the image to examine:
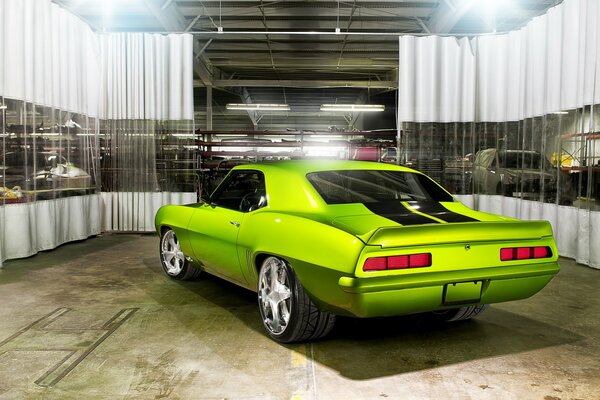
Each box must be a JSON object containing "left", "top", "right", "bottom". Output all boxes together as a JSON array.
[{"left": 366, "top": 220, "right": 554, "bottom": 248}]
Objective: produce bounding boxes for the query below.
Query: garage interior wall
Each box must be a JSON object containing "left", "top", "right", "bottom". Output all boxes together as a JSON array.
[
  {"left": 398, "top": 0, "right": 600, "bottom": 269},
  {"left": 0, "top": 0, "right": 194, "bottom": 265}
]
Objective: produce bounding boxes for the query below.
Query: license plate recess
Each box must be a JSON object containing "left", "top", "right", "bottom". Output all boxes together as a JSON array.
[{"left": 443, "top": 281, "right": 483, "bottom": 305}]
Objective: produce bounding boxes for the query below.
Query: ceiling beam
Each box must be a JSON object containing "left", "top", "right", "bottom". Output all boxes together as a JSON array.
[
  {"left": 237, "top": 88, "right": 261, "bottom": 128},
  {"left": 413, "top": 16, "right": 431, "bottom": 34},
  {"left": 426, "top": 0, "right": 475, "bottom": 33},
  {"left": 198, "top": 79, "right": 397, "bottom": 88},
  {"left": 142, "top": 0, "right": 186, "bottom": 31},
  {"left": 210, "top": 58, "right": 398, "bottom": 68}
]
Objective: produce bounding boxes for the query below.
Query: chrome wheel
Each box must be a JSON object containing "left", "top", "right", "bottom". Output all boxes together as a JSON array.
[
  {"left": 258, "top": 257, "right": 292, "bottom": 335},
  {"left": 161, "top": 230, "right": 185, "bottom": 276}
]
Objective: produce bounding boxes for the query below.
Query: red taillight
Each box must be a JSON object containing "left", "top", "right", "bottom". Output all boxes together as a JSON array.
[
  {"left": 500, "top": 248, "right": 514, "bottom": 261},
  {"left": 516, "top": 247, "right": 531, "bottom": 260},
  {"left": 500, "top": 246, "right": 552, "bottom": 261},
  {"left": 410, "top": 253, "right": 432, "bottom": 268},
  {"left": 388, "top": 255, "right": 409, "bottom": 269},
  {"left": 533, "top": 246, "right": 550, "bottom": 258},
  {"left": 363, "top": 253, "right": 432, "bottom": 272},
  {"left": 363, "top": 257, "right": 387, "bottom": 271}
]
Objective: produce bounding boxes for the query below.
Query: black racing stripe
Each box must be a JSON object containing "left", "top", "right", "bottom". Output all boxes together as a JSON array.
[
  {"left": 364, "top": 201, "right": 439, "bottom": 226},
  {"left": 407, "top": 201, "right": 479, "bottom": 223}
]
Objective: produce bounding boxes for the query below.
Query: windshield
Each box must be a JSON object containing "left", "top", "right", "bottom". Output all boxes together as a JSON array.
[
  {"left": 500, "top": 152, "right": 546, "bottom": 170},
  {"left": 306, "top": 170, "right": 454, "bottom": 204}
]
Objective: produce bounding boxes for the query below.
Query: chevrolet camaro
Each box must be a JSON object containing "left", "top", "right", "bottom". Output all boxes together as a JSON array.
[{"left": 155, "top": 160, "right": 560, "bottom": 343}]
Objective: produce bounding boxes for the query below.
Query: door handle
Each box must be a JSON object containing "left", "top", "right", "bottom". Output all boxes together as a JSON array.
[{"left": 230, "top": 221, "right": 240, "bottom": 228}]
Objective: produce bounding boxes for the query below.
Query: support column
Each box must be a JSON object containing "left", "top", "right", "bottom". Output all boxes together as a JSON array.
[{"left": 206, "top": 86, "right": 213, "bottom": 131}]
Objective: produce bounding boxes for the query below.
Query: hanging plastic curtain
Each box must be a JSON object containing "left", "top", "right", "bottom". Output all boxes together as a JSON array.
[
  {"left": 0, "top": 0, "right": 101, "bottom": 266},
  {"left": 398, "top": 0, "right": 600, "bottom": 269},
  {"left": 98, "top": 33, "right": 196, "bottom": 232}
]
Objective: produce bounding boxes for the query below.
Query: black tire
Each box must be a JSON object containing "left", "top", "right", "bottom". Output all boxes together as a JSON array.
[
  {"left": 159, "top": 229, "right": 201, "bottom": 281},
  {"left": 429, "top": 304, "right": 489, "bottom": 322},
  {"left": 257, "top": 256, "right": 336, "bottom": 343}
]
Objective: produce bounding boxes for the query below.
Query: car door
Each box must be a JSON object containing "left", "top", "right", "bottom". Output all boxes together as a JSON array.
[{"left": 187, "top": 170, "right": 266, "bottom": 285}]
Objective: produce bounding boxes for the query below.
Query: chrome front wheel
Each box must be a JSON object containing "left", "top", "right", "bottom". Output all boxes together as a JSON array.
[
  {"left": 159, "top": 229, "right": 201, "bottom": 280},
  {"left": 161, "top": 230, "right": 185, "bottom": 276}
]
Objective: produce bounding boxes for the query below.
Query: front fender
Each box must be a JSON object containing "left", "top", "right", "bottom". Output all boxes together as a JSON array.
[{"left": 154, "top": 204, "right": 198, "bottom": 257}]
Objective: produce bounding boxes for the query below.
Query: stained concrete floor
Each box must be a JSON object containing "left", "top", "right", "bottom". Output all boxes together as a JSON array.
[{"left": 0, "top": 234, "right": 599, "bottom": 400}]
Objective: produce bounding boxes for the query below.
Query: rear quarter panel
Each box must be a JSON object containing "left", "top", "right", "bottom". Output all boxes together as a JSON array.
[{"left": 237, "top": 210, "right": 365, "bottom": 313}]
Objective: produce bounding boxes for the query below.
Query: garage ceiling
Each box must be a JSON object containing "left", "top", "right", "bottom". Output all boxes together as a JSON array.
[{"left": 52, "top": 0, "right": 562, "bottom": 129}]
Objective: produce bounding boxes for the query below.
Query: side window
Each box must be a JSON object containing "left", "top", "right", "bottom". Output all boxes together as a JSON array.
[{"left": 210, "top": 171, "right": 267, "bottom": 212}]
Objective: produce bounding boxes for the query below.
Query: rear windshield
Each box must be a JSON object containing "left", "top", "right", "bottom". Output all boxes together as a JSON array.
[{"left": 306, "top": 170, "right": 454, "bottom": 204}]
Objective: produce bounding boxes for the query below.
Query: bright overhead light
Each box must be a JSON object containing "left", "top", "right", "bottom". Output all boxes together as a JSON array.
[
  {"left": 226, "top": 103, "right": 290, "bottom": 111},
  {"left": 0, "top": 104, "right": 7, "bottom": 110},
  {"left": 552, "top": 111, "right": 569, "bottom": 115},
  {"left": 320, "top": 104, "right": 385, "bottom": 112}
]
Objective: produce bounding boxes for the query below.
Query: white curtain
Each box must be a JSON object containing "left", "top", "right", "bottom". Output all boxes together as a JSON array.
[
  {"left": 101, "top": 192, "right": 197, "bottom": 232},
  {"left": 99, "top": 33, "right": 194, "bottom": 121},
  {"left": 399, "top": 36, "right": 476, "bottom": 123},
  {"left": 1, "top": 195, "right": 101, "bottom": 260},
  {"left": 399, "top": 0, "right": 600, "bottom": 123},
  {"left": 0, "top": 0, "right": 99, "bottom": 117},
  {"left": 398, "top": 0, "right": 600, "bottom": 269}
]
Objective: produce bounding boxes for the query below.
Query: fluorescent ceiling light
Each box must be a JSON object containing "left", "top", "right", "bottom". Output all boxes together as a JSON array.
[
  {"left": 320, "top": 104, "right": 385, "bottom": 112},
  {"left": 226, "top": 103, "right": 290, "bottom": 111},
  {"left": 0, "top": 104, "right": 7, "bottom": 110},
  {"left": 552, "top": 111, "right": 569, "bottom": 115}
]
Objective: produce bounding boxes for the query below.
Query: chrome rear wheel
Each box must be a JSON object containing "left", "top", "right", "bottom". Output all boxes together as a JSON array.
[
  {"left": 257, "top": 256, "right": 336, "bottom": 343},
  {"left": 258, "top": 257, "right": 292, "bottom": 335}
]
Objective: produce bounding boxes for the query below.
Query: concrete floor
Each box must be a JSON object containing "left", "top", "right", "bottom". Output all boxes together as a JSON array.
[{"left": 0, "top": 234, "right": 599, "bottom": 400}]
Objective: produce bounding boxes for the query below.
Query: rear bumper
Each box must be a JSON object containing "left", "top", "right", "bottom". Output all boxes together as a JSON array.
[{"left": 336, "top": 262, "right": 559, "bottom": 318}]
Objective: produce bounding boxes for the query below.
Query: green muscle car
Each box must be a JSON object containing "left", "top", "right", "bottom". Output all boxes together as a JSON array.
[{"left": 155, "top": 160, "right": 560, "bottom": 343}]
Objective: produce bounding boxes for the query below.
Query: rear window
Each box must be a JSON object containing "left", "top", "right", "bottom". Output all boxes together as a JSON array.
[{"left": 306, "top": 170, "right": 454, "bottom": 204}]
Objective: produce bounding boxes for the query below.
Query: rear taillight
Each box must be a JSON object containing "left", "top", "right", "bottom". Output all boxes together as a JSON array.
[
  {"left": 500, "top": 246, "right": 552, "bottom": 261},
  {"left": 363, "top": 253, "right": 432, "bottom": 272},
  {"left": 363, "top": 257, "right": 387, "bottom": 271}
]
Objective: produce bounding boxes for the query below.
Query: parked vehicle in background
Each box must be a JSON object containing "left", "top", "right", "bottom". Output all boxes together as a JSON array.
[{"left": 472, "top": 148, "right": 574, "bottom": 204}]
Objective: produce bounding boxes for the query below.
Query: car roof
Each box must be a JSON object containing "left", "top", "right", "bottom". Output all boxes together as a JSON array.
[{"left": 233, "top": 160, "right": 416, "bottom": 175}]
